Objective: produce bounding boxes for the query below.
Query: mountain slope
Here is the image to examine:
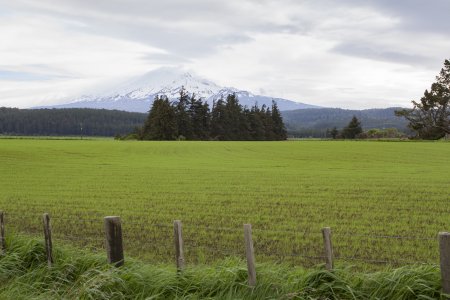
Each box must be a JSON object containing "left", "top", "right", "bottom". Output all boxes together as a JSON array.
[
  {"left": 282, "top": 107, "right": 409, "bottom": 137},
  {"left": 39, "top": 68, "right": 320, "bottom": 112}
]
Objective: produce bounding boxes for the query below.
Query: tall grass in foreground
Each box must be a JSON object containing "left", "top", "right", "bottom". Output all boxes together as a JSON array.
[{"left": 0, "top": 235, "right": 447, "bottom": 299}]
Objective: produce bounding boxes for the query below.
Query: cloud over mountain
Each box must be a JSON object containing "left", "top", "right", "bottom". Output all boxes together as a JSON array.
[
  {"left": 1, "top": 0, "right": 449, "bottom": 109},
  {"left": 39, "top": 68, "right": 319, "bottom": 112}
]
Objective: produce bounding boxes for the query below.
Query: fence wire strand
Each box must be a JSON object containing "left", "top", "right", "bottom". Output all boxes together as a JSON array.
[{"left": 0, "top": 209, "right": 442, "bottom": 268}]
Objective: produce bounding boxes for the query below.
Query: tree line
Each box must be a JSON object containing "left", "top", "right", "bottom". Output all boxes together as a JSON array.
[
  {"left": 283, "top": 107, "right": 409, "bottom": 138},
  {"left": 327, "top": 116, "right": 362, "bottom": 139},
  {"left": 135, "top": 88, "right": 287, "bottom": 141},
  {"left": 0, "top": 107, "right": 146, "bottom": 136},
  {"left": 325, "top": 116, "right": 405, "bottom": 139}
]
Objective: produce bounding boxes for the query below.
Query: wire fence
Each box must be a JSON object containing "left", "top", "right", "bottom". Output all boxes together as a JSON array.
[{"left": 0, "top": 209, "right": 443, "bottom": 270}]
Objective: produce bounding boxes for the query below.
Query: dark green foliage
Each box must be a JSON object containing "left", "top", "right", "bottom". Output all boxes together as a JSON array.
[
  {"left": 248, "top": 104, "right": 266, "bottom": 140},
  {"left": 0, "top": 107, "right": 146, "bottom": 136},
  {"left": 210, "top": 97, "right": 227, "bottom": 139},
  {"left": 174, "top": 86, "right": 192, "bottom": 139},
  {"left": 210, "top": 93, "right": 250, "bottom": 140},
  {"left": 341, "top": 116, "right": 363, "bottom": 139},
  {"left": 358, "top": 128, "right": 406, "bottom": 139},
  {"left": 327, "top": 127, "right": 339, "bottom": 140},
  {"left": 283, "top": 107, "right": 409, "bottom": 138},
  {"left": 142, "top": 95, "right": 178, "bottom": 140},
  {"left": 396, "top": 59, "right": 450, "bottom": 140},
  {"left": 264, "top": 105, "right": 276, "bottom": 140},
  {"left": 142, "top": 91, "right": 287, "bottom": 141},
  {"left": 330, "top": 127, "right": 339, "bottom": 139},
  {"left": 188, "top": 94, "right": 211, "bottom": 140},
  {"left": 223, "top": 93, "right": 247, "bottom": 140},
  {"left": 271, "top": 100, "right": 287, "bottom": 140}
]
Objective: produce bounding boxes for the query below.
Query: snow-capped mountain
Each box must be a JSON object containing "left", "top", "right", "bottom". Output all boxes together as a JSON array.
[{"left": 39, "top": 68, "right": 320, "bottom": 112}]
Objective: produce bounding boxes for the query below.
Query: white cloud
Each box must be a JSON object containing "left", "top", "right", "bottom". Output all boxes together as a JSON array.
[
  {"left": 201, "top": 38, "right": 415, "bottom": 108},
  {"left": 0, "top": 13, "right": 167, "bottom": 107},
  {"left": 0, "top": 0, "right": 449, "bottom": 109}
]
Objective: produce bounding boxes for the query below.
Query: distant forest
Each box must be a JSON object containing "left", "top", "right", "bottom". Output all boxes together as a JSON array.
[
  {"left": 283, "top": 107, "right": 409, "bottom": 138},
  {"left": 0, "top": 107, "right": 146, "bottom": 136},
  {"left": 0, "top": 105, "right": 408, "bottom": 138}
]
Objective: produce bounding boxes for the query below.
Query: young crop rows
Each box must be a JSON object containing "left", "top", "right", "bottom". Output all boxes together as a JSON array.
[{"left": 0, "top": 139, "right": 449, "bottom": 269}]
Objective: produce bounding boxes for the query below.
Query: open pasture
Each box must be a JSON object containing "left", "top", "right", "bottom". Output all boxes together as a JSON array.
[{"left": 0, "top": 139, "right": 449, "bottom": 268}]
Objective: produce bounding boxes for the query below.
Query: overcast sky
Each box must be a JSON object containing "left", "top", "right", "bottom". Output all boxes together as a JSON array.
[{"left": 0, "top": 0, "right": 449, "bottom": 109}]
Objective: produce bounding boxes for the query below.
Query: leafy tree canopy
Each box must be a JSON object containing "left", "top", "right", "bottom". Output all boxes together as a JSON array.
[{"left": 396, "top": 59, "right": 450, "bottom": 139}]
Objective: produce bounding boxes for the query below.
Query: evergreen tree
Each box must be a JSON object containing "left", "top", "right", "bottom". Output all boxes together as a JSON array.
[
  {"left": 239, "top": 107, "right": 252, "bottom": 140},
  {"left": 263, "top": 106, "right": 276, "bottom": 140},
  {"left": 271, "top": 100, "right": 287, "bottom": 140},
  {"left": 248, "top": 104, "right": 266, "bottom": 140},
  {"left": 174, "top": 86, "right": 192, "bottom": 139},
  {"left": 330, "top": 127, "right": 339, "bottom": 139},
  {"left": 137, "top": 90, "right": 288, "bottom": 141},
  {"left": 224, "top": 93, "right": 244, "bottom": 140},
  {"left": 142, "top": 95, "right": 178, "bottom": 140},
  {"left": 396, "top": 59, "right": 450, "bottom": 139},
  {"left": 200, "top": 102, "right": 211, "bottom": 139},
  {"left": 189, "top": 94, "right": 210, "bottom": 140},
  {"left": 210, "top": 98, "right": 227, "bottom": 140},
  {"left": 341, "top": 116, "right": 362, "bottom": 139}
]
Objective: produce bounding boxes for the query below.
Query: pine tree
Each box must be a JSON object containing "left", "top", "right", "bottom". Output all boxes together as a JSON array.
[
  {"left": 140, "top": 90, "right": 288, "bottom": 141},
  {"left": 341, "top": 116, "right": 362, "bottom": 139},
  {"left": 189, "top": 94, "right": 210, "bottom": 140},
  {"left": 396, "top": 59, "right": 450, "bottom": 139},
  {"left": 210, "top": 98, "right": 226, "bottom": 140},
  {"left": 263, "top": 106, "right": 276, "bottom": 140},
  {"left": 142, "top": 95, "right": 178, "bottom": 140},
  {"left": 224, "top": 93, "right": 244, "bottom": 140},
  {"left": 174, "top": 86, "right": 192, "bottom": 139},
  {"left": 271, "top": 100, "right": 287, "bottom": 140},
  {"left": 240, "top": 107, "right": 252, "bottom": 140},
  {"left": 248, "top": 104, "right": 266, "bottom": 140},
  {"left": 330, "top": 127, "right": 339, "bottom": 139},
  {"left": 200, "top": 102, "right": 211, "bottom": 139}
]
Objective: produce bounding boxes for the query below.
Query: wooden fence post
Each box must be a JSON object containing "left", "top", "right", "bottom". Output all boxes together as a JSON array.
[
  {"left": 42, "top": 213, "right": 53, "bottom": 267},
  {"left": 0, "top": 211, "right": 5, "bottom": 253},
  {"left": 104, "top": 216, "right": 124, "bottom": 267},
  {"left": 322, "top": 227, "right": 333, "bottom": 270},
  {"left": 174, "top": 220, "right": 185, "bottom": 271},
  {"left": 439, "top": 232, "right": 450, "bottom": 294},
  {"left": 244, "top": 224, "right": 256, "bottom": 287}
]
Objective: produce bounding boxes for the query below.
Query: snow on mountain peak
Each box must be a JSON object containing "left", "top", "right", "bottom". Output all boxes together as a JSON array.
[
  {"left": 96, "top": 67, "right": 221, "bottom": 101},
  {"left": 43, "top": 67, "right": 321, "bottom": 112}
]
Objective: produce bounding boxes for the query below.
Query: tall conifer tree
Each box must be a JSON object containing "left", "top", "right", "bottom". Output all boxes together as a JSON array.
[
  {"left": 141, "top": 90, "right": 288, "bottom": 141},
  {"left": 142, "top": 95, "right": 178, "bottom": 140},
  {"left": 189, "top": 94, "right": 210, "bottom": 139},
  {"left": 271, "top": 100, "right": 287, "bottom": 140},
  {"left": 341, "top": 116, "right": 362, "bottom": 139},
  {"left": 210, "top": 97, "right": 227, "bottom": 140},
  {"left": 175, "top": 86, "right": 192, "bottom": 139}
]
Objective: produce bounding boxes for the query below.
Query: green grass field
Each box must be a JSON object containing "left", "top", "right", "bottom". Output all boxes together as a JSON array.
[{"left": 0, "top": 139, "right": 449, "bottom": 269}]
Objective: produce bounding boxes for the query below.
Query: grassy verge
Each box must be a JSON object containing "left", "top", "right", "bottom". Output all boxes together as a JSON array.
[{"left": 0, "top": 234, "right": 447, "bottom": 299}]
